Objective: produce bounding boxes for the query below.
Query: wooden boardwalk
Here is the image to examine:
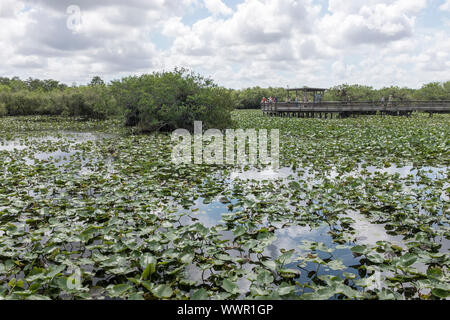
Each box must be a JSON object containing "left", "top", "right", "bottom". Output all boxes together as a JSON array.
[{"left": 262, "top": 101, "right": 450, "bottom": 118}]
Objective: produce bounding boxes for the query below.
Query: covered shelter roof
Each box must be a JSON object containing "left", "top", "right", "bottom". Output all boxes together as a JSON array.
[{"left": 286, "top": 87, "right": 327, "bottom": 92}]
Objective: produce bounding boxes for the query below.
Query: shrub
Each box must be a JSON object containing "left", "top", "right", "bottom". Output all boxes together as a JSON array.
[
  {"left": 0, "top": 103, "right": 7, "bottom": 117},
  {"left": 4, "top": 90, "right": 48, "bottom": 116},
  {"left": 414, "top": 82, "right": 450, "bottom": 101},
  {"left": 77, "top": 86, "right": 118, "bottom": 120},
  {"left": 111, "top": 69, "right": 235, "bottom": 132},
  {"left": 234, "top": 87, "right": 286, "bottom": 109},
  {"left": 0, "top": 86, "right": 118, "bottom": 119}
]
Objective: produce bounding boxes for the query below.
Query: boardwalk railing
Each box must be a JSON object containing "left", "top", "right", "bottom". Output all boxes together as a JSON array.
[{"left": 261, "top": 100, "right": 450, "bottom": 118}]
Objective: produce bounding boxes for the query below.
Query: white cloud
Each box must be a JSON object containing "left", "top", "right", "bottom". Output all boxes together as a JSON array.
[
  {"left": 0, "top": 0, "right": 24, "bottom": 18},
  {"left": 0, "top": 0, "right": 448, "bottom": 89},
  {"left": 322, "top": 0, "right": 428, "bottom": 47},
  {"left": 204, "top": 0, "right": 233, "bottom": 16},
  {"left": 440, "top": 0, "right": 450, "bottom": 11},
  {"left": 162, "top": 17, "right": 191, "bottom": 37}
]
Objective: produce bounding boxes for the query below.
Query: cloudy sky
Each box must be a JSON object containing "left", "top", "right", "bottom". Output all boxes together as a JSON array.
[{"left": 0, "top": 0, "right": 449, "bottom": 88}]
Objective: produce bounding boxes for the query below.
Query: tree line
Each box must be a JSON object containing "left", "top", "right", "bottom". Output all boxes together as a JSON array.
[
  {"left": 233, "top": 82, "right": 450, "bottom": 109},
  {"left": 0, "top": 69, "right": 235, "bottom": 132},
  {"left": 0, "top": 76, "right": 116, "bottom": 119},
  {"left": 0, "top": 70, "right": 449, "bottom": 130}
]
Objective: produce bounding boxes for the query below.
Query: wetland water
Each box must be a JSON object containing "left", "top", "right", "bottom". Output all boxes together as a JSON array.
[
  {"left": 0, "top": 113, "right": 449, "bottom": 300},
  {"left": 181, "top": 165, "right": 449, "bottom": 294}
]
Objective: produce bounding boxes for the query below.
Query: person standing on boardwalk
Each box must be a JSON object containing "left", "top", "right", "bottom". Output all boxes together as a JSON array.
[
  {"left": 381, "top": 96, "right": 385, "bottom": 108},
  {"left": 261, "top": 97, "right": 267, "bottom": 111},
  {"left": 388, "top": 95, "right": 393, "bottom": 108}
]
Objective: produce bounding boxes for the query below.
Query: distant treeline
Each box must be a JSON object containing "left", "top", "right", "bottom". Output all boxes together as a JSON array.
[
  {"left": 233, "top": 82, "right": 450, "bottom": 109},
  {"left": 0, "top": 76, "right": 117, "bottom": 119},
  {"left": 1, "top": 72, "right": 449, "bottom": 129}
]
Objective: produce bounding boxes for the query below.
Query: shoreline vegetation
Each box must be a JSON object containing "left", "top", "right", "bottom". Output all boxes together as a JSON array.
[{"left": 1, "top": 69, "right": 450, "bottom": 132}]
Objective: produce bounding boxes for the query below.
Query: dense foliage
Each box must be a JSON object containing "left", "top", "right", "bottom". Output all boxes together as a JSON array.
[
  {"left": 233, "top": 87, "right": 286, "bottom": 109},
  {"left": 323, "top": 83, "right": 450, "bottom": 102},
  {"left": 1, "top": 72, "right": 449, "bottom": 125},
  {"left": 0, "top": 77, "right": 68, "bottom": 92},
  {"left": 111, "top": 69, "right": 235, "bottom": 132},
  {"left": 0, "top": 79, "right": 117, "bottom": 120},
  {"left": 235, "top": 82, "right": 450, "bottom": 108},
  {"left": 0, "top": 70, "right": 235, "bottom": 131}
]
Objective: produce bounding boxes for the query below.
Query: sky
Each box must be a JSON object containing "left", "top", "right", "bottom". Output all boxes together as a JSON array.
[{"left": 0, "top": 0, "right": 449, "bottom": 89}]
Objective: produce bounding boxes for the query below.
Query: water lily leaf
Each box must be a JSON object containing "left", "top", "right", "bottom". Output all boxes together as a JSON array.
[
  {"left": 343, "top": 272, "right": 357, "bottom": 280},
  {"left": 427, "top": 267, "right": 443, "bottom": 281},
  {"left": 180, "top": 253, "right": 194, "bottom": 264},
  {"left": 431, "top": 288, "right": 450, "bottom": 299},
  {"left": 277, "top": 283, "right": 296, "bottom": 296},
  {"left": 367, "top": 253, "right": 385, "bottom": 264},
  {"left": 233, "top": 225, "right": 247, "bottom": 237},
  {"left": 351, "top": 245, "right": 368, "bottom": 254},
  {"left": 129, "top": 292, "right": 145, "bottom": 300},
  {"left": 79, "top": 226, "right": 98, "bottom": 242},
  {"left": 261, "top": 260, "right": 277, "bottom": 271},
  {"left": 279, "top": 269, "right": 300, "bottom": 279},
  {"left": 26, "top": 294, "right": 52, "bottom": 300},
  {"left": 152, "top": 284, "right": 173, "bottom": 299},
  {"left": 399, "top": 253, "right": 417, "bottom": 267},
  {"left": 222, "top": 279, "right": 240, "bottom": 295},
  {"left": 327, "top": 260, "right": 346, "bottom": 271},
  {"left": 276, "top": 249, "right": 295, "bottom": 265},
  {"left": 257, "top": 270, "right": 274, "bottom": 285},
  {"left": 109, "top": 284, "right": 132, "bottom": 297},
  {"left": 140, "top": 254, "right": 157, "bottom": 280},
  {"left": 191, "top": 288, "right": 209, "bottom": 300}
]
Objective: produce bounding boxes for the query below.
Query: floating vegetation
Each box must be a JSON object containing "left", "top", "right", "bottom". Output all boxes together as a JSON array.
[{"left": 0, "top": 112, "right": 449, "bottom": 300}]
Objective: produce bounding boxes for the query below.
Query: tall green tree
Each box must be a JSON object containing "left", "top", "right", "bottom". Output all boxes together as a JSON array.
[{"left": 111, "top": 68, "right": 234, "bottom": 132}]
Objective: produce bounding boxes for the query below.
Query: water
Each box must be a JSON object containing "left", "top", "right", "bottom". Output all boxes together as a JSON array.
[
  {"left": 230, "top": 167, "right": 294, "bottom": 181},
  {"left": 179, "top": 194, "right": 364, "bottom": 291},
  {"left": 0, "top": 131, "right": 114, "bottom": 153},
  {"left": 2, "top": 131, "right": 448, "bottom": 297},
  {"left": 0, "top": 132, "right": 115, "bottom": 177},
  {"left": 179, "top": 198, "right": 234, "bottom": 228},
  {"left": 344, "top": 210, "right": 405, "bottom": 247},
  {"left": 180, "top": 164, "right": 448, "bottom": 295},
  {"left": 230, "top": 164, "right": 448, "bottom": 182}
]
